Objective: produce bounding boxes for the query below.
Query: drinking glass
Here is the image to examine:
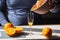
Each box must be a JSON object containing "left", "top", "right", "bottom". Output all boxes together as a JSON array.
[{"left": 28, "top": 11, "right": 34, "bottom": 34}]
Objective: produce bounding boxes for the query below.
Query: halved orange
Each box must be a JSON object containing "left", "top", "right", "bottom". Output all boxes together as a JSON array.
[
  {"left": 15, "top": 27, "right": 23, "bottom": 34},
  {"left": 31, "top": 0, "right": 46, "bottom": 11},
  {"left": 4, "top": 22, "right": 14, "bottom": 30},
  {"left": 5, "top": 28, "right": 16, "bottom": 36},
  {"left": 42, "top": 27, "right": 52, "bottom": 38}
]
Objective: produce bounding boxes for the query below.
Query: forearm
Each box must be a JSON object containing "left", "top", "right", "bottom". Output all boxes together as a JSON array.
[{"left": 0, "top": 12, "right": 8, "bottom": 26}]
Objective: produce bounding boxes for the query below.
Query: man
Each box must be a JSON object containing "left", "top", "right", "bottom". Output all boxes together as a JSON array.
[
  {"left": 0, "top": 0, "right": 37, "bottom": 26},
  {"left": 0, "top": 0, "right": 60, "bottom": 26}
]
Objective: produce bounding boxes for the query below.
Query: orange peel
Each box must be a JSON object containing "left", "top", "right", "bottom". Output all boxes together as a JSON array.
[
  {"left": 5, "top": 28, "right": 16, "bottom": 36},
  {"left": 15, "top": 27, "right": 23, "bottom": 34}
]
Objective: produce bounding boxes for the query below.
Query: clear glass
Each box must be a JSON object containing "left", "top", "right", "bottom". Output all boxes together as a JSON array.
[{"left": 28, "top": 11, "right": 34, "bottom": 34}]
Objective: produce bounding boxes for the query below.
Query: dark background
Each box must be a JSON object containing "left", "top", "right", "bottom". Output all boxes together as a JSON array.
[{"left": 34, "top": 11, "right": 60, "bottom": 25}]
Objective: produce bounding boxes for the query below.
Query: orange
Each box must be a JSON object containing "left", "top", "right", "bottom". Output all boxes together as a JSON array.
[
  {"left": 4, "top": 22, "right": 14, "bottom": 30},
  {"left": 5, "top": 28, "right": 16, "bottom": 36},
  {"left": 4, "top": 22, "right": 23, "bottom": 36},
  {"left": 15, "top": 27, "right": 23, "bottom": 34},
  {"left": 31, "top": 4, "right": 38, "bottom": 11},
  {"left": 42, "top": 27, "right": 52, "bottom": 38}
]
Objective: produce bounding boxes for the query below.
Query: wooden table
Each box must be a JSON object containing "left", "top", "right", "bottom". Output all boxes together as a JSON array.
[{"left": 0, "top": 25, "right": 60, "bottom": 40}]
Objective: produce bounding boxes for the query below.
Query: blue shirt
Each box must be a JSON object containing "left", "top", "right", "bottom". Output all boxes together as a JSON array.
[{"left": 0, "top": 0, "right": 36, "bottom": 26}]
